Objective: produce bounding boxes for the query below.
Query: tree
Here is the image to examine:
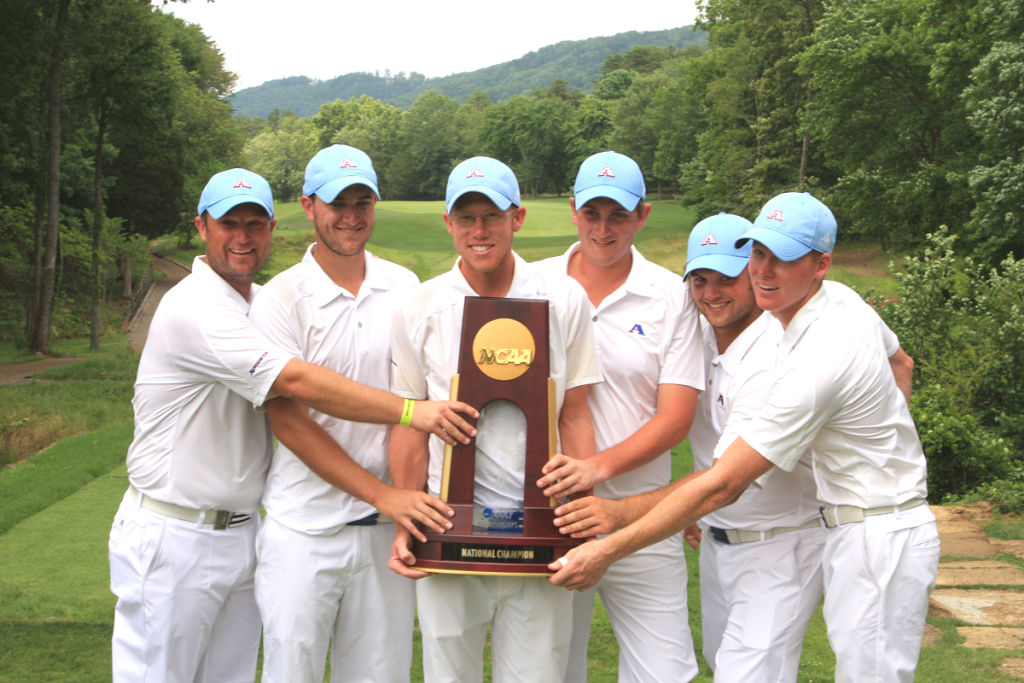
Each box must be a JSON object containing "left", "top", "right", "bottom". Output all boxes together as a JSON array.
[
  {"left": 481, "top": 95, "right": 574, "bottom": 197},
  {"left": 387, "top": 91, "right": 463, "bottom": 200},
  {"left": 800, "top": 0, "right": 978, "bottom": 249},
  {"left": 962, "top": 0, "right": 1024, "bottom": 263}
]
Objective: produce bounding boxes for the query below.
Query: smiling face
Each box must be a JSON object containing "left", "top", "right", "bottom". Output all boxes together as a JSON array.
[
  {"left": 747, "top": 242, "right": 831, "bottom": 327},
  {"left": 571, "top": 196, "right": 650, "bottom": 269},
  {"left": 444, "top": 193, "right": 523, "bottom": 287},
  {"left": 303, "top": 184, "right": 376, "bottom": 260},
  {"left": 689, "top": 267, "right": 761, "bottom": 336},
  {"left": 194, "top": 203, "right": 275, "bottom": 292}
]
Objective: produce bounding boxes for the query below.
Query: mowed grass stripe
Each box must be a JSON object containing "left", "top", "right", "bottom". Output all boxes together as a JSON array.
[{"left": 0, "top": 421, "right": 134, "bottom": 536}]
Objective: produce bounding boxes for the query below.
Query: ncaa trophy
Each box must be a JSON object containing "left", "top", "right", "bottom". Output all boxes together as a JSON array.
[{"left": 411, "top": 296, "right": 582, "bottom": 574}]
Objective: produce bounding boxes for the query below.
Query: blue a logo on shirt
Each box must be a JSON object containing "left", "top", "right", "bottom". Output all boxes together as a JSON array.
[{"left": 628, "top": 324, "right": 646, "bottom": 336}]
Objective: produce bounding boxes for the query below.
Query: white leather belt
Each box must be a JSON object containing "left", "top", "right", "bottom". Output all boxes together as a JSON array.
[
  {"left": 819, "top": 497, "right": 926, "bottom": 529},
  {"left": 709, "top": 517, "right": 823, "bottom": 545},
  {"left": 129, "top": 485, "right": 253, "bottom": 530}
]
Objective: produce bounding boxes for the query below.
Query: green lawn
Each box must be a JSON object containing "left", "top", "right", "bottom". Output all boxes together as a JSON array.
[{"left": 4, "top": 437, "right": 1024, "bottom": 681}]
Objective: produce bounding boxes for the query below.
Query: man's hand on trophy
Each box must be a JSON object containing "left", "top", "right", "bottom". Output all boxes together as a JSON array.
[
  {"left": 388, "top": 526, "right": 431, "bottom": 580},
  {"left": 375, "top": 488, "right": 454, "bottom": 541},
  {"left": 547, "top": 541, "right": 613, "bottom": 591},
  {"left": 552, "top": 496, "right": 625, "bottom": 538},
  {"left": 409, "top": 400, "right": 479, "bottom": 446},
  {"left": 537, "top": 453, "right": 604, "bottom": 498}
]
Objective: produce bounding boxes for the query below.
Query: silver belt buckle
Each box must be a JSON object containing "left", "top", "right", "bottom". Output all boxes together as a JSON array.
[
  {"left": 214, "top": 510, "right": 232, "bottom": 530},
  {"left": 820, "top": 506, "right": 840, "bottom": 529}
]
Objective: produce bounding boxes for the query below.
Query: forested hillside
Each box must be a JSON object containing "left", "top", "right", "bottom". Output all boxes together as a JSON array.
[{"left": 229, "top": 26, "right": 707, "bottom": 116}]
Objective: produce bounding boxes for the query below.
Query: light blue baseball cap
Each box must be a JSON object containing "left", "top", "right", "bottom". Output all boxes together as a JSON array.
[
  {"left": 197, "top": 168, "right": 274, "bottom": 219},
  {"left": 303, "top": 145, "right": 380, "bottom": 201},
  {"left": 445, "top": 157, "right": 522, "bottom": 213},
  {"left": 573, "top": 151, "right": 646, "bottom": 211},
  {"left": 736, "top": 192, "right": 837, "bottom": 261},
  {"left": 684, "top": 213, "right": 754, "bottom": 279}
]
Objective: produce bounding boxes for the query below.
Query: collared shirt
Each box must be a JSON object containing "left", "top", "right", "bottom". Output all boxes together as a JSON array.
[
  {"left": 739, "top": 284, "right": 928, "bottom": 509},
  {"left": 690, "top": 313, "right": 823, "bottom": 530},
  {"left": 249, "top": 246, "right": 419, "bottom": 533},
  {"left": 693, "top": 280, "right": 901, "bottom": 529},
  {"left": 390, "top": 251, "right": 602, "bottom": 510},
  {"left": 535, "top": 243, "right": 704, "bottom": 499},
  {"left": 126, "top": 256, "right": 291, "bottom": 512}
]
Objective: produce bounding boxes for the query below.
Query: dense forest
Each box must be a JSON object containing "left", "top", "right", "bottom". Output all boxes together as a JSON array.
[
  {"left": 229, "top": 26, "right": 708, "bottom": 117},
  {"left": 0, "top": 0, "right": 1021, "bottom": 503}
]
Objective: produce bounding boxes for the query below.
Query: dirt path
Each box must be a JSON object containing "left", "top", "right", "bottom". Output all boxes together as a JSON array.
[
  {"left": 0, "top": 256, "right": 190, "bottom": 385},
  {"left": 127, "top": 256, "right": 190, "bottom": 353}
]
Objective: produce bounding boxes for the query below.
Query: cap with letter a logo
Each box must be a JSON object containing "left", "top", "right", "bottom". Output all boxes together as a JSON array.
[
  {"left": 303, "top": 144, "right": 380, "bottom": 202},
  {"left": 445, "top": 157, "right": 522, "bottom": 213},
  {"left": 684, "top": 212, "right": 754, "bottom": 279},
  {"left": 736, "top": 192, "right": 837, "bottom": 261},
  {"left": 574, "top": 151, "right": 646, "bottom": 211},
  {"left": 197, "top": 168, "right": 274, "bottom": 219}
]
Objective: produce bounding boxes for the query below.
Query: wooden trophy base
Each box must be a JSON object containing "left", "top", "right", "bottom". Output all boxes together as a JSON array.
[{"left": 414, "top": 504, "right": 580, "bottom": 576}]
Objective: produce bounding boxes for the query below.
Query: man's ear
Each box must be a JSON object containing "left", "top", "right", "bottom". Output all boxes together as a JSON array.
[{"left": 194, "top": 215, "right": 208, "bottom": 243}]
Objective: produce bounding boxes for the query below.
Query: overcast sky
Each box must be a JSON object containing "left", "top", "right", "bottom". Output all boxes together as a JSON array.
[{"left": 157, "top": 0, "right": 700, "bottom": 90}]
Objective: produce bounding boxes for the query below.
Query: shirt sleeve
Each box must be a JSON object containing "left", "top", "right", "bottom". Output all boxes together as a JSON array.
[
  {"left": 659, "top": 286, "right": 705, "bottom": 390},
  {"left": 170, "top": 294, "right": 291, "bottom": 408},
  {"left": 390, "top": 303, "right": 429, "bottom": 400},
  {"left": 738, "top": 354, "right": 840, "bottom": 473},
  {"left": 249, "top": 284, "right": 304, "bottom": 360}
]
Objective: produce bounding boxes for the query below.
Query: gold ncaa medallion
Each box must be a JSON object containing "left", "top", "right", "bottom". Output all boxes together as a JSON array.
[{"left": 473, "top": 318, "right": 535, "bottom": 381}]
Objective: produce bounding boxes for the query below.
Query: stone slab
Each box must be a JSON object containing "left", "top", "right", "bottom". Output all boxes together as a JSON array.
[
  {"left": 931, "top": 506, "right": 999, "bottom": 557},
  {"left": 930, "top": 589, "right": 1024, "bottom": 625},
  {"left": 991, "top": 539, "right": 1024, "bottom": 559},
  {"left": 937, "top": 561, "right": 1024, "bottom": 586},
  {"left": 922, "top": 623, "right": 943, "bottom": 646},
  {"left": 958, "top": 627, "right": 1024, "bottom": 649},
  {"left": 1002, "top": 659, "right": 1024, "bottom": 678}
]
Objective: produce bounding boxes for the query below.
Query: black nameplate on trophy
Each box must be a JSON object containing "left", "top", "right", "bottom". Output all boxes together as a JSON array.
[{"left": 412, "top": 296, "right": 582, "bottom": 575}]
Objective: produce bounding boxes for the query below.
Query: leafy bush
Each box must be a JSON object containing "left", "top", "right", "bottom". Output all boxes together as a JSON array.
[{"left": 879, "top": 227, "right": 1024, "bottom": 500}]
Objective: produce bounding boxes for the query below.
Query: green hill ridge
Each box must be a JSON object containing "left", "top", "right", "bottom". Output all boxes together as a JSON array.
[{"left": 230, "top": 25, "right": 707, "bottom": 117}]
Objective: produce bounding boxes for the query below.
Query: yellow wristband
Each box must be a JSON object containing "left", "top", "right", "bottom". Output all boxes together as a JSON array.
[{"left": 400, "top": 399, "right": 415, "bottom": 427}]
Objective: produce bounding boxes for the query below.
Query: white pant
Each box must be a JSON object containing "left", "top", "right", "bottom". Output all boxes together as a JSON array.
[
  {"left": 255, "top": 517, "right": 415, "bottom": 683},
  {"left": 566, "top": 533, "right": 697, "bottom": 683},
  {"left": 699, "top": 525, "right": 826, "bottom": 683},
  {"left": 823, "top": 503, "right": 939, "bottom": 683},
  {"left": 416, "top": 573, "right": 573, "bottom": 683},
  {"left": 108, "top": 489, "right": 261, "bottom": 683}
]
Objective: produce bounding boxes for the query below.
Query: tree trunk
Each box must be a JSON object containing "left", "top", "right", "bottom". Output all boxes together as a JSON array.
[
  {"left": 28, "top": 79, "right": 48, "bottom": 342},
  {"left": 798, "top": 87, "right": 813, "bottom": 193},
  {"left": 657, "top": 179, "right": 663, "bottom": 201},
  {"left": 90, "top": 104, "right": 107, "bottom": 350},
  {"left": 31, "top": 0, "right": 70, "bottom": 355},
  {"left": 123, "top": 255, "right": 132, "bottom": 298}
]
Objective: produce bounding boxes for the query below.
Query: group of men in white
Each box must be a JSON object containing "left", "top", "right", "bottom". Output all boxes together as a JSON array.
[{"left": 108, "top": 140, "right": 939, "bottom": 683}]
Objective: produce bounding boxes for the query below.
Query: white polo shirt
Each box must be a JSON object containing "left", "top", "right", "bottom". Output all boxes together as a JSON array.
[
  {"left": 740, "top": 284, "right": 928, "bottom": 509},
  {"left": 693, "top": 281, "right": 901, "bottom": 529},
  {"left": 690, "top": 312, "right": 823, "bottom": 530},
  {"left": 126, "top": 256, "right": 291, "bottom": 513},
  {"left": 249, "top": 246, "right": 419, "bottom": 533},
  {"left": 535, "top": 243, "right": 704, "bottom": 499},
  {"left": 390, "top": 251, "right": 603, "bottom": 511}
]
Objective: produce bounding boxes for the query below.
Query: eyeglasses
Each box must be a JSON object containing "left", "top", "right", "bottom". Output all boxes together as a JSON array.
[{"left": 449, "top": 207, "right": 517, "bottom": 229}]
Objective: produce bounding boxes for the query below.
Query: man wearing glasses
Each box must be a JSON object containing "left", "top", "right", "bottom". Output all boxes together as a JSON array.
[
  {"left": 249, "top": 145, "right": 457, "bottom": 683},
  {"left": 389, "top": 157, "right": 602, "bottom": 683}
]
